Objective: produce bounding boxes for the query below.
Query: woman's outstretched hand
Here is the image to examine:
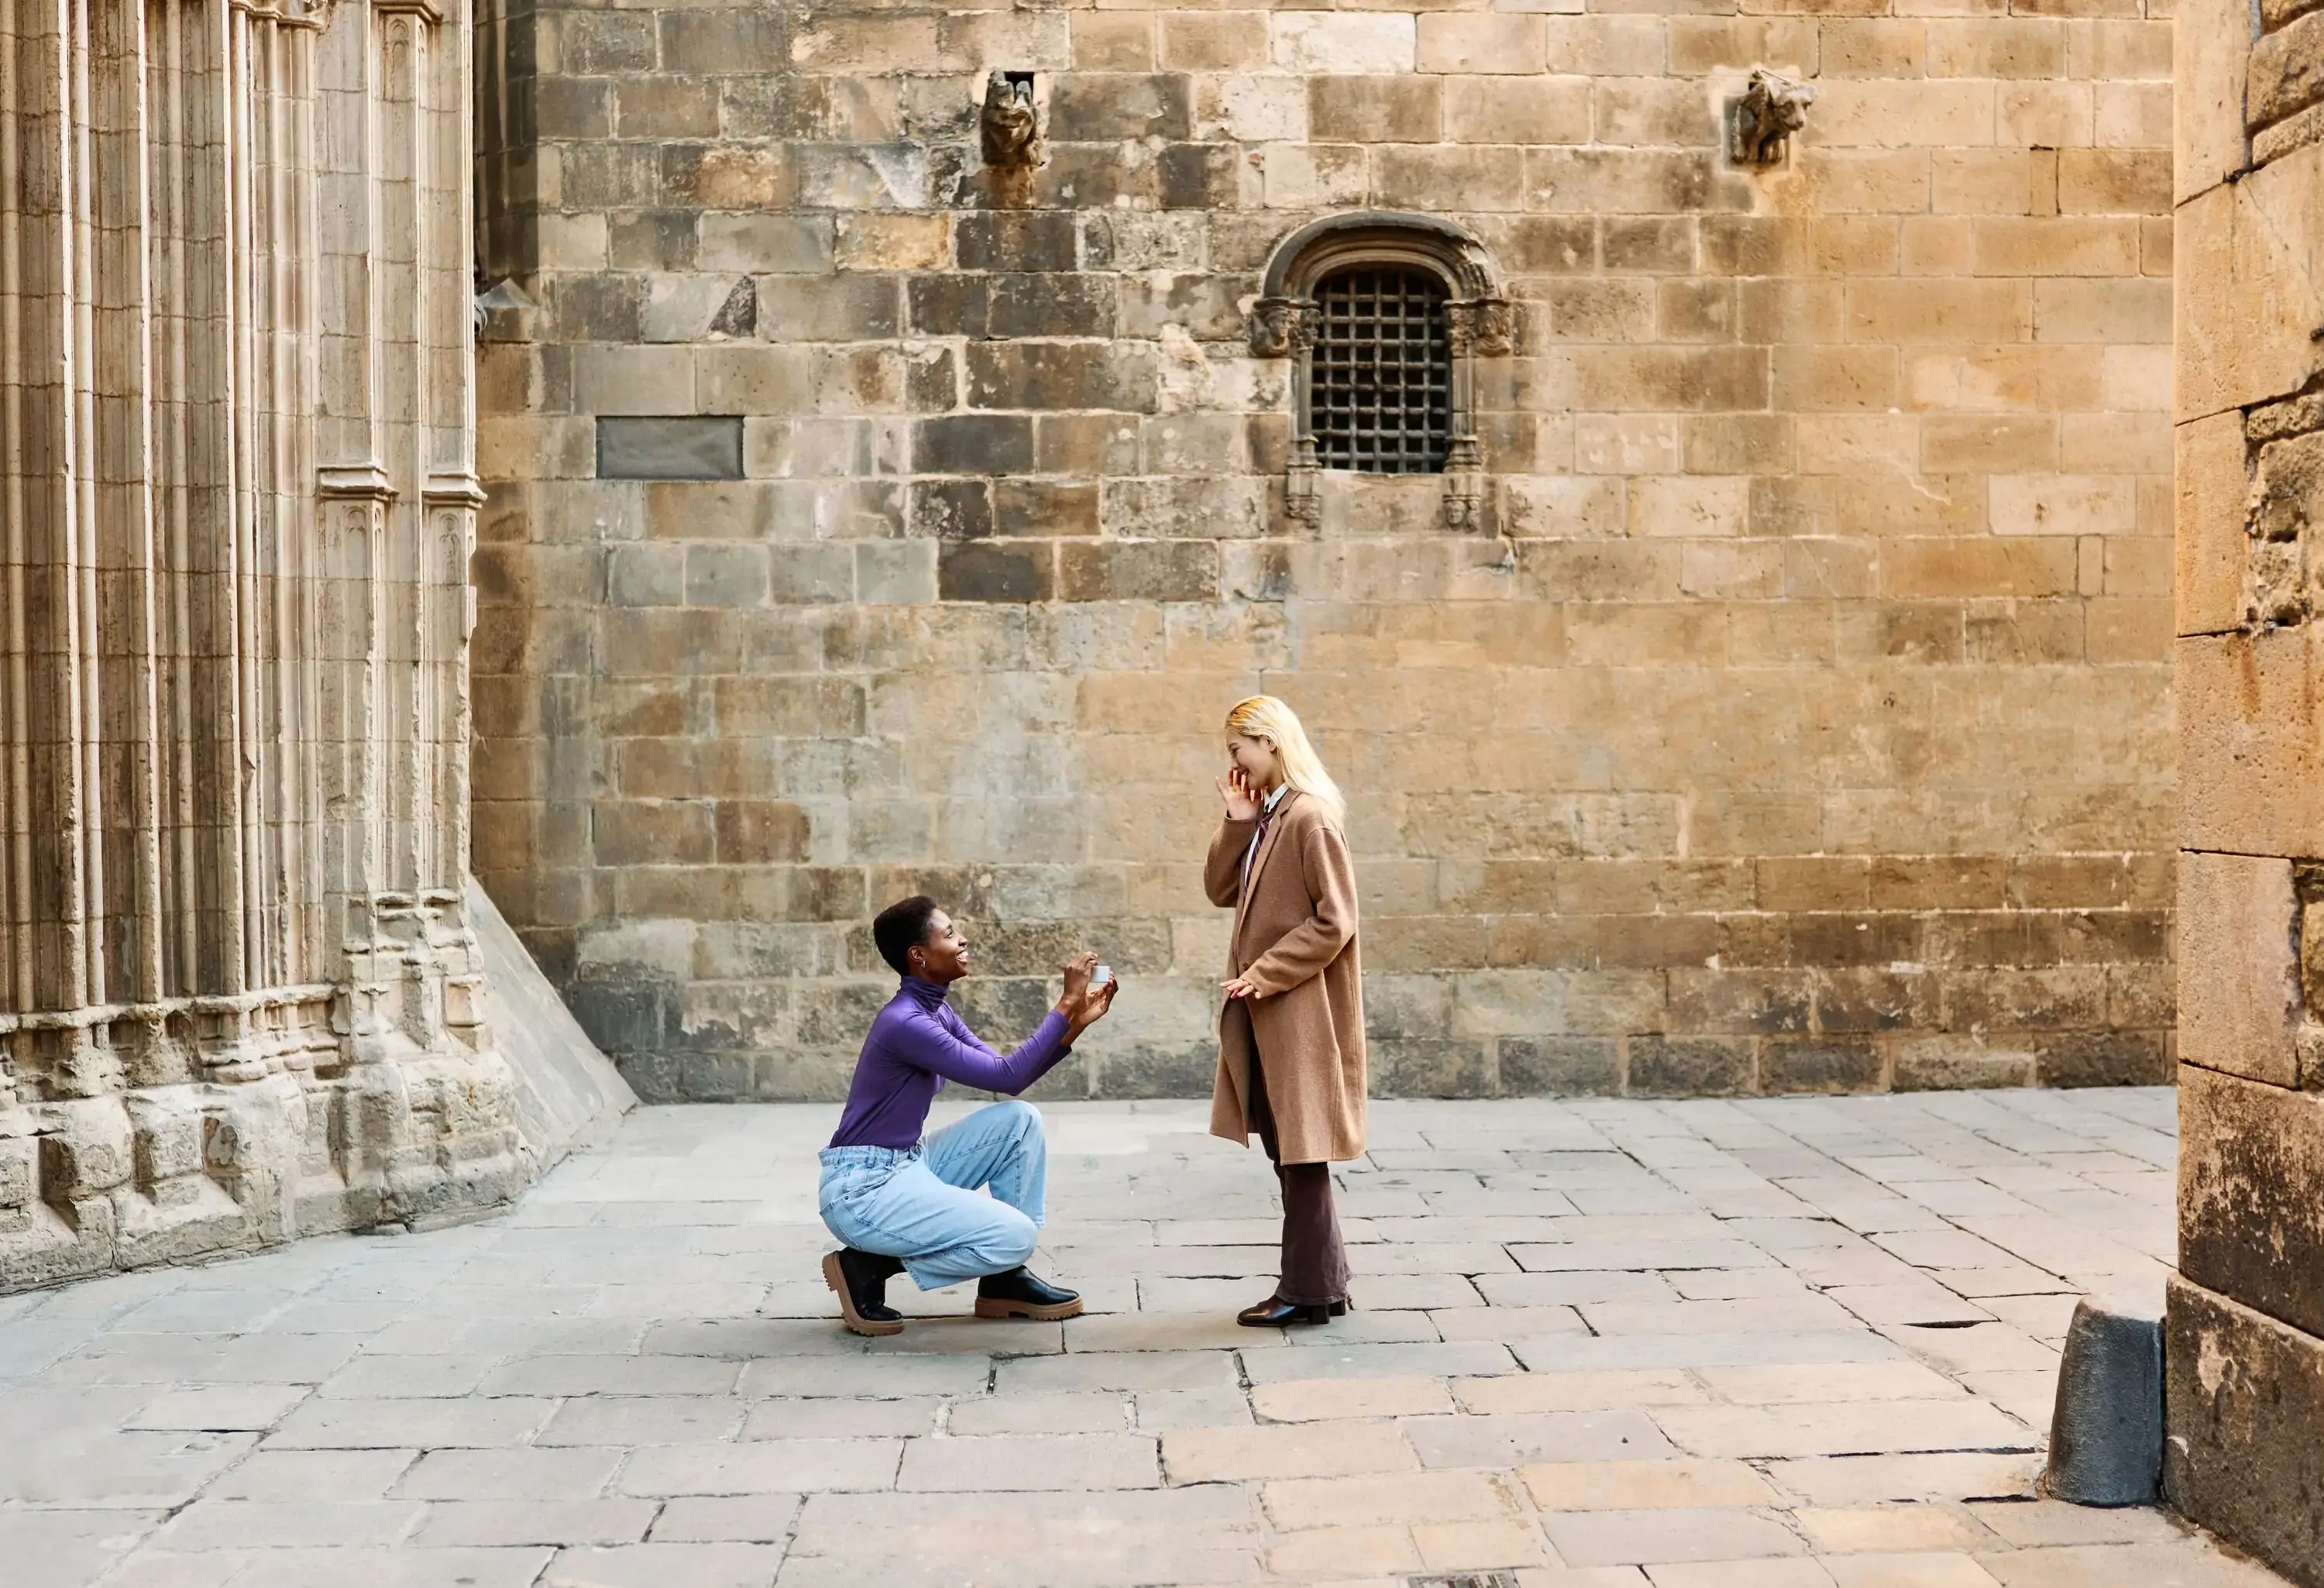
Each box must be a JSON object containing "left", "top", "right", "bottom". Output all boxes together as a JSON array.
[
  {"left": 1222, "top": 975, "right": 1261, "bottom": 1000},
  {"left": 1069, "top": 976, "right": 1119, "bottom": 1039},
  {"left": 1216, "top": 767, "right": 1260, "bottom": 820},
  {"left": 1056, "top": 952, "right": 1097, "bottom": 1020}
]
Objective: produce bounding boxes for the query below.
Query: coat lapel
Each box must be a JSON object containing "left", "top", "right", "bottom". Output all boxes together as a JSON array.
[{"left": 1231, "top": 789, "right": 1299, "bottom": 957}]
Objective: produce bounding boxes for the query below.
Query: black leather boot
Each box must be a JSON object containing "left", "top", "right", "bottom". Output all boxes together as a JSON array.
[
  {"left": 823, "top": 1248, "right": 906, "bottom": 1337},
  {"left": 975, "top": 1266, "right": 1084, "bottom": 1321},
  {"left": 1237, "top": 1295, "right": 1349, "bottom": 1328}
]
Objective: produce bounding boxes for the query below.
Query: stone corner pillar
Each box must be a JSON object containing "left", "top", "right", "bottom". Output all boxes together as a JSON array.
[{"left": 2168, "top": 0, "right": 2324, "bottom": 1573}]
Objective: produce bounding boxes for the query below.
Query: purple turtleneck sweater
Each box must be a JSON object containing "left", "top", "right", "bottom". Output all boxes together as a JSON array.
[{"left": 827, "top": 977, "right": 1074, "bottom": 1150}]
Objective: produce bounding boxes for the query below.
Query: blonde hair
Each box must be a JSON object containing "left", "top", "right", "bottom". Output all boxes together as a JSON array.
[{"left": 1224, "top": 696, "right": 1346, "bottom": 825}]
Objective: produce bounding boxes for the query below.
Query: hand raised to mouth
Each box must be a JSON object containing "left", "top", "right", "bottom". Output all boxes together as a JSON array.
[{"left": 1216, "top": 766, "right": 1261, "bottom": 820}]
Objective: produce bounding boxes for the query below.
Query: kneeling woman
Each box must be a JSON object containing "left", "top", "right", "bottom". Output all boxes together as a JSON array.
[
  {"left": 817, "top": 896, "right": 1117, "bottom": 1336},
  {"left": 1204, "top": 695, "right": 1366, "bottom": 1327}
]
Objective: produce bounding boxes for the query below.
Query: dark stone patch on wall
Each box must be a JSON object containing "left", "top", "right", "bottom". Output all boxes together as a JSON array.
[{"left": 599, "top": 417, "right": 745, "bottom": 480}]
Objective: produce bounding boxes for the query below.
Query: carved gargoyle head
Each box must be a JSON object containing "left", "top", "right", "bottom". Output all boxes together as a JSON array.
[
  {"left": 981, "top": 72, "right": 1040, "bottom": 169},
  {"left": 1734, "top": 67, "right": 1816, "bottom": 167}
]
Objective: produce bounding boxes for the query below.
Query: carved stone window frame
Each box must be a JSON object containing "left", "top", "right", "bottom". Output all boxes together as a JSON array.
[{"left": 1250, "top": 212, "right": 1513, "bottom": 530}]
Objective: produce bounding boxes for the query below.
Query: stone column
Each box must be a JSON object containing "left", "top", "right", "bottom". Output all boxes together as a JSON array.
[
  {"left": 2167, "top": 0, "right": 2324, "bottom": 1575},
  {"left": 0, "top": 0, "right": 528, "bottom": 1291}
]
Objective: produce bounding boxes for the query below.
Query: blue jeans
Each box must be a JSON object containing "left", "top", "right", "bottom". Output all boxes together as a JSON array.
[{"left": 818, "top": 1101, "right": 1049, "bottom": 1290}]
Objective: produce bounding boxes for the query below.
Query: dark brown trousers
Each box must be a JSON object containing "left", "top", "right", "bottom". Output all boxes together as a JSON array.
[{"left": 1244, "top": 1048, "right": 1351, "bottom": 1308}]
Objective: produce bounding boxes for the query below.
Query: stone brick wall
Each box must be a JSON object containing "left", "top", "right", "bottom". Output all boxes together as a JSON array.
[
  {"left": 2167, "top": 0, "right": 2324, "bottom": 1573},
  {"left": 472, "top": 0, "right": 2177, "bottom": 1103}
]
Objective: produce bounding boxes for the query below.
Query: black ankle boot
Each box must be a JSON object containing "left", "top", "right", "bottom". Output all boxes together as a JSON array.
[
  {"left": 823, "top": 1248, "right": 906, "bottom": 1336},
  {"left": 1237, "top": 1295, "right": 1348, "bottom": 1328},
  {"left": 975, "top": 1266, "right": 1084, "bottom": 1321}
]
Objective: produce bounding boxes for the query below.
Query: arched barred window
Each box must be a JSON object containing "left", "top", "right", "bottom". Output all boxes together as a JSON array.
[
  {"left": 1310, "top": 266, "right": 1452, "bottom": 476},
  {"left": 1250, "top": 213, "right": 1512, "bottom": 529}
]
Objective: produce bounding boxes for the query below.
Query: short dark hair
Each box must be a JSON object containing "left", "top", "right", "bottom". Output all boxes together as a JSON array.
[{"left": 872, "top": 895, "right": 943, "bottom": 977}]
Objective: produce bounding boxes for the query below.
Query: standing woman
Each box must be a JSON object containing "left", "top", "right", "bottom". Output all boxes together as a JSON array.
[{"left": 1204, "top": 695, "right": 1367, "bottom": 1327}]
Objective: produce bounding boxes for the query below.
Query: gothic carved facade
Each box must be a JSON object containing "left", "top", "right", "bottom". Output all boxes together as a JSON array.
[{"left": 0, "top": 0, "right": 528, "bottom": 1288}]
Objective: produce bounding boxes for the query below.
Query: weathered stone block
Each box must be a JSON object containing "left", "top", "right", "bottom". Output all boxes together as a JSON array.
[
  {"left": 1271, "top": 12, "right": 1416, "bottom": 73},
  {"left": 966, "top": 344, "right": 1161, "bottom": 414},
  {"left": 2165, "top": 1277, "right": 2324, "bottom": 1588},
  {"left": 1891, "top": 1035, "right": 2036, "bottom": 1090},
  {"left": 681, "top": 544, "right": 765, "bottom": 607},
  {"left": 1499, "top": 1037, "right": 1621, "bottom": 1096},
  {"left": 713, "top": 803, "right": 812, "bottom": 866},
  {"left": 916, "top": 415, "right": 1034, "bottom": 476},
  {"left": 836, "top": 214, "right": 950, "bottom": 273},
  {"left": 796, "top": 145, "right": 932, "bottom": 211},
  {"left": 1309, "top": 77, "right": 1441, "bottom": 143},
  {"left": 535, "top": 79, "right": 611, "bottom": 143},
  {"left": 661, "top": 12, "right": 787, "bottom": 75},
  {"left": 699, "top": 215, "right": 833, "bottom": 275},
  {"left": 1369, "top": 1040, "right": 1494, "bottom": 1099},
  {"left": 2181, "top": 627, "right": 2324, "bottom": 856},
  {"left": 995, "top": 275, "right": 1119, "bottom": 339},
  {"left": 940, "top": 542, "right": 1055, "bottom": 603},
  {"left": 768, "top": 535, "right": 864, "bottom": 600},
  {"left": 644, "top": 482, "right": 772, "bottom": 542},
  {"left": 2179, "top": 1064, "right": 2324, "bottom": 1339},
  {"left": 559, "top": 12, "right": 657, "bottom": 75},
  {"left": 576, "top": 347, "right": 696, "bottom": 417},
  {"left": 1049, "top": 74, "right": 1191, "bottom": 142},
  {"left": 1057, "top": 541, "right": 1219, "bottom": 603},
  {"left": 2178, "top": 0, "right": 2252, "bottom": 199},
  {"left": 752, "top": 276, "right": 900, "bottom": 341},
  {"left": 2248, "top": 11, "right": 2324, "bottom": 134},
  {"left": 2178, "top": 146, "right": 2324, "bottom": 421},
  {"left": 615, "top": 79, "right": 720, "bottom": 140},
  {"left": 713, "top": 676, "right": 865, "bottom": 736},
  {"left": 2036, "top": 1029, "right": 2170, "bottom": 1086},
  {"left": 610, "top": 211, "right": 700, "bottom": 273},
  {"left": 1628, "top": 1037, "right": 1752, "bottom": 1097},
  {"left": 660, "top": 144, "right": 793, "bottom": 211},
  {"left": 1157, "top": 144, "right": 1239, "bottom": 211},
  {"left": 856, "top": 541, "right": 937, "bottom": 605},
  {"left": 2174, "top": 411, "right": 2253, "bottom": 637},
  {"left": 2178, "top": 853, "right": 2301, "bottom": 1088},
  {"left": 1375, "top": 147, "right": 1528, "bottom": 214},
  {"left": 1095, "top": 1043, "right": 1217, "bottom": 1099},
  {"left": 1762, "top": 1039, "right": 1883, "bottom": 1095},
  {"left": 956, "top": 213, "right": 1079, "bottom": 273},
  {"left": 909, "top": 479, "right": 995, "bottom": 541},
  {"left": 994, "top": 482, "right": 1100, "bottom": 538}
]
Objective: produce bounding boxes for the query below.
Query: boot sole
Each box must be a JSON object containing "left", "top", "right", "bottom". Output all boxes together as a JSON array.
[
  {"left": 974, "top": 1296, "right": 1085, "bottom": 1321},
  {"left": 823, "top": 1251, "right": 904, "bottom": 1337}
]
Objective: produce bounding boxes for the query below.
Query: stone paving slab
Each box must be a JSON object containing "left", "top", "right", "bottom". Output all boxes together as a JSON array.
[{"left": 0, "top": 1090, "right": 2289, "bottom": 1586}]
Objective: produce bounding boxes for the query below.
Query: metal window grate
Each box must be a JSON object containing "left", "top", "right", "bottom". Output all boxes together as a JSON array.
[{"left": 1311, "top": 267, "right": 1451, "bottom": 476}]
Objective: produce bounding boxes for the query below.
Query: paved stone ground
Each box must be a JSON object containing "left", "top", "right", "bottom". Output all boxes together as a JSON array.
[{"left": 0, "top": 1090, "right": 2291, "bottom": 1588}]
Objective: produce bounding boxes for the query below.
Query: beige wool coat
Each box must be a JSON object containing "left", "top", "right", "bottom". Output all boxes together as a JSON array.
[{"left": 1205, "top": 789, "right": 1368, "bottom": 1164}]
